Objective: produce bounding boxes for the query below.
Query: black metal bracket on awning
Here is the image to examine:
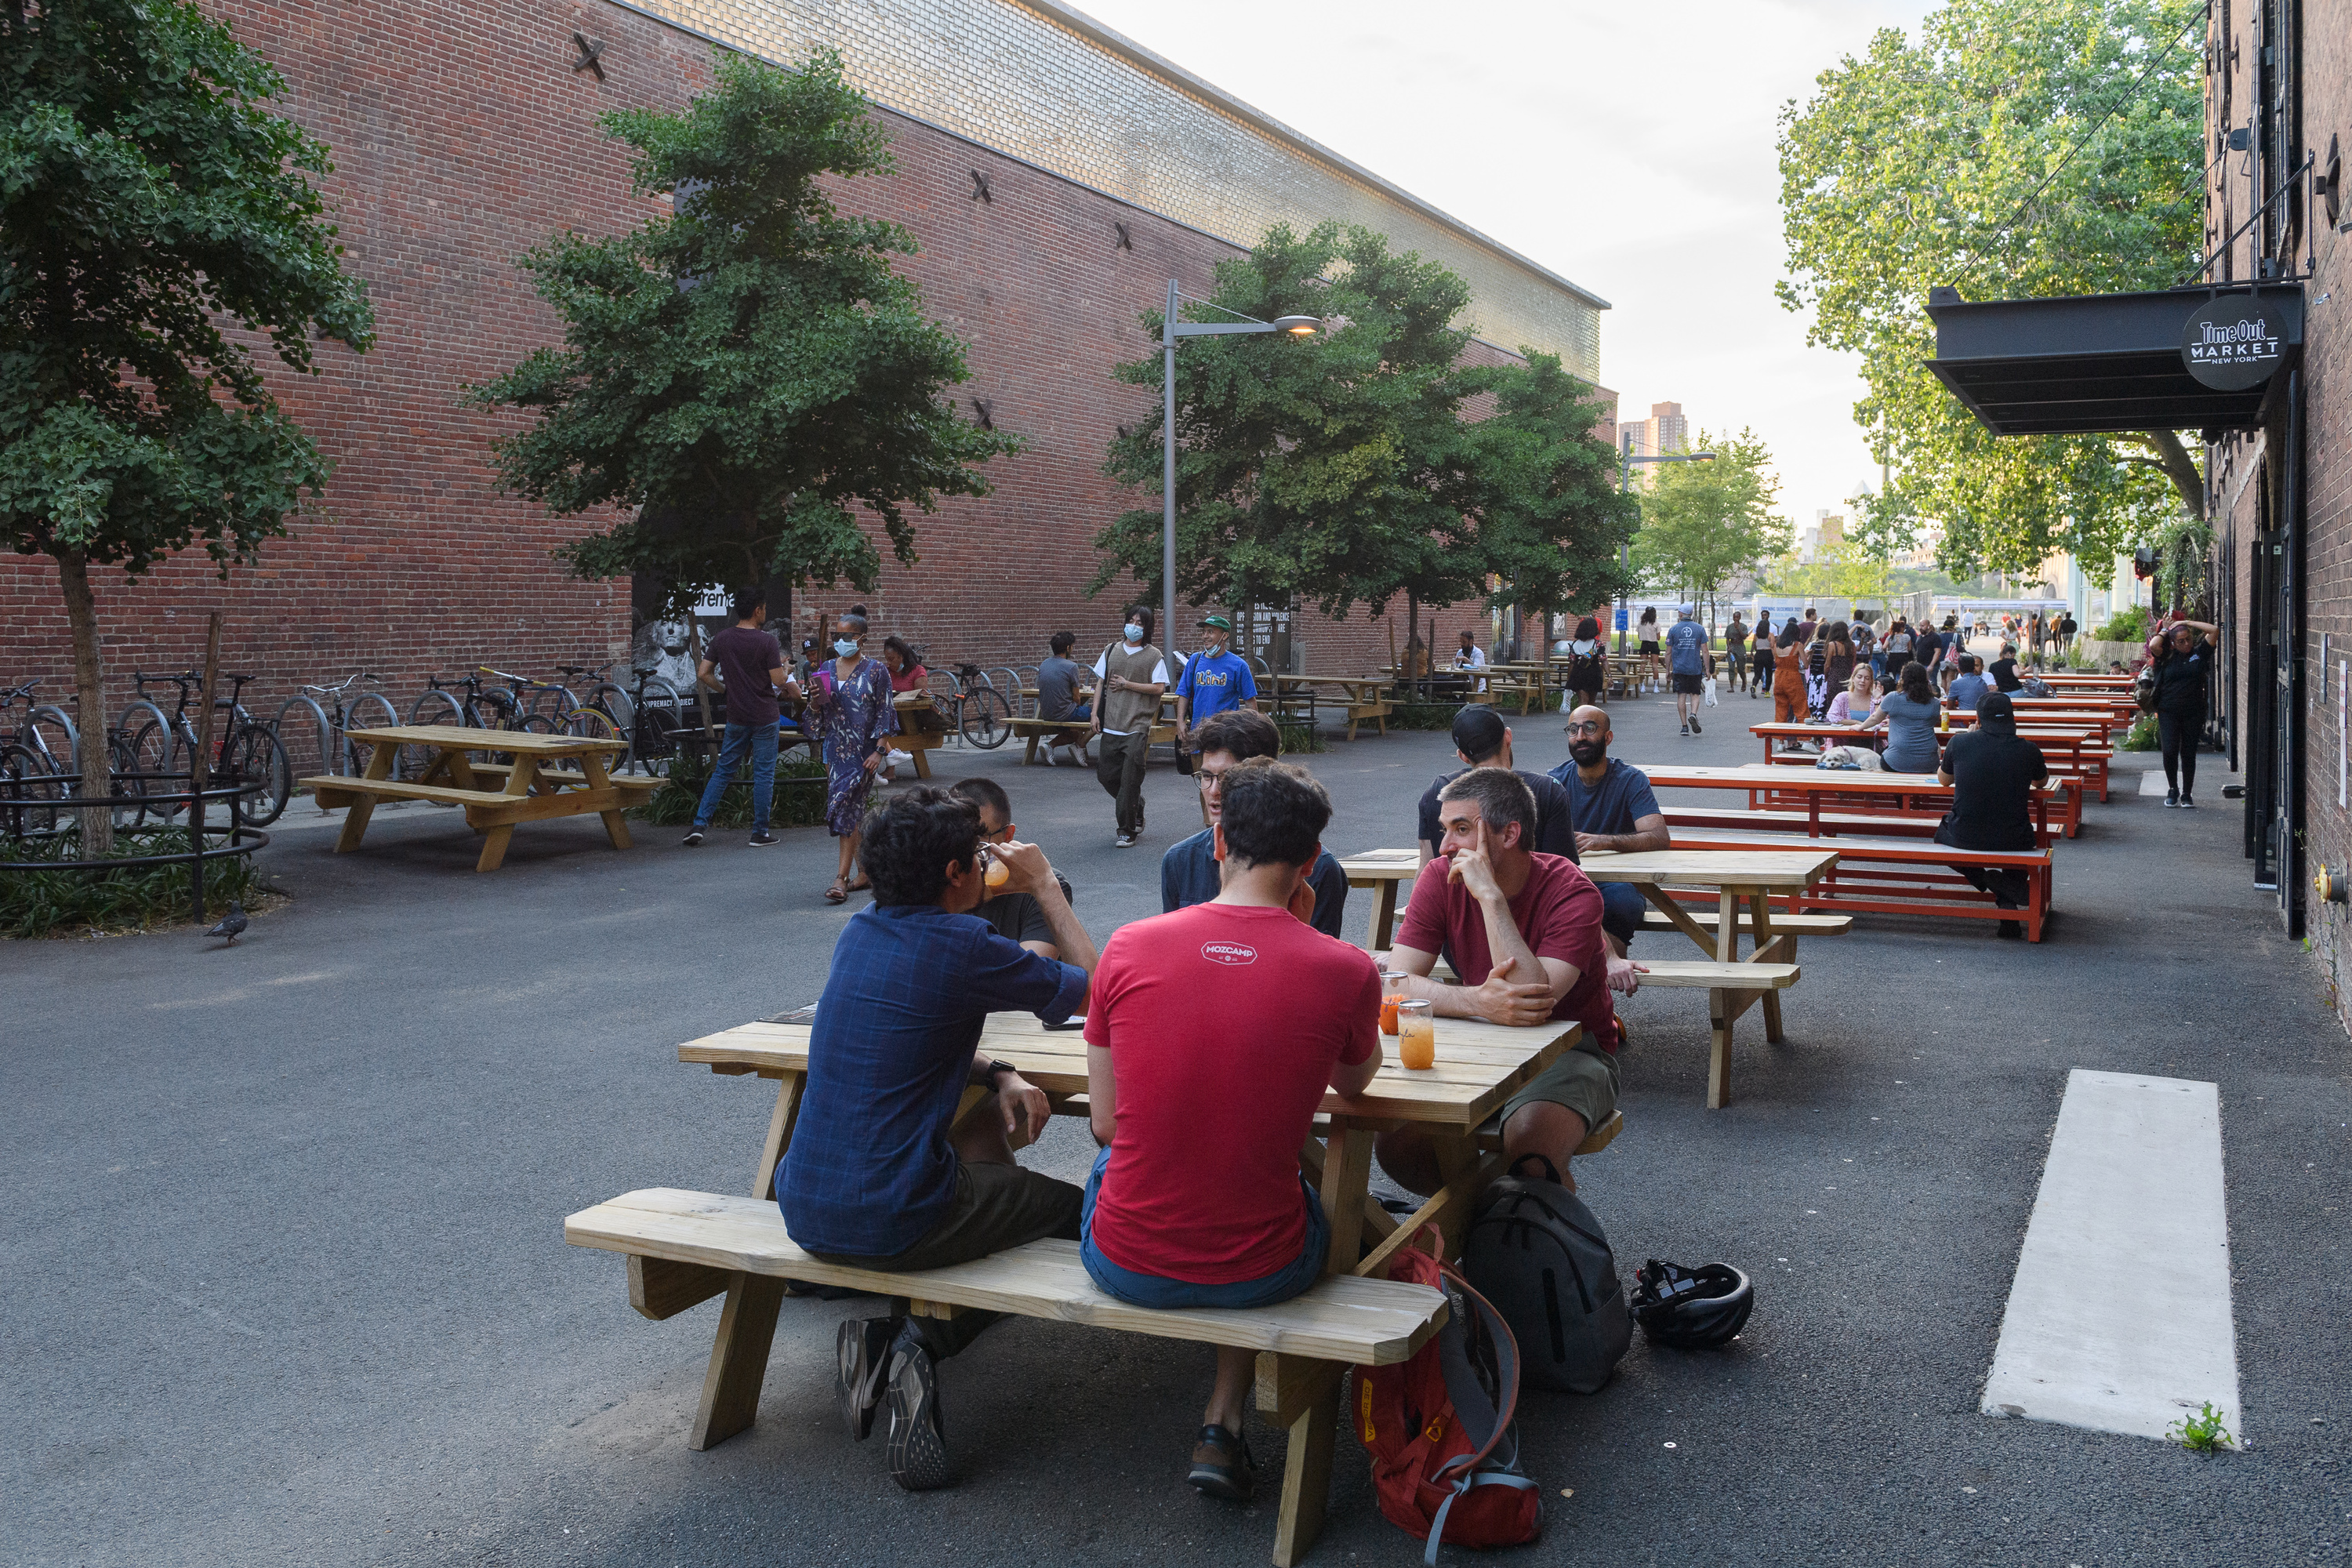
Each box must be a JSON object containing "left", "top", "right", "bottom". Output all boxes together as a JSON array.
[{"left": 1923, "top": 281, "right": 2303, "bottom": 437}]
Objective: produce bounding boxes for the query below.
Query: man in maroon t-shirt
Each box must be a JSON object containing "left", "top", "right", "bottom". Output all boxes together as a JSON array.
[
  {"left": 1377, "top": 768, "right": 1642, "bottom": 1196},
  {"left": 1080, "top": 758, "right": 1380, "bottom": 1503}
]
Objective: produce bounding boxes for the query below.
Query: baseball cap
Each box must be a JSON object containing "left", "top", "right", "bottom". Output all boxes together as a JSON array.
[{"left": 1198, "top": 614, "right": 1232, "bottom": 631}]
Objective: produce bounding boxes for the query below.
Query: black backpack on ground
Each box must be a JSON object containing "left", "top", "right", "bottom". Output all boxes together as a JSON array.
[{"left": 1461, "top": 1156, "right": 1632, "bottom": 1394}]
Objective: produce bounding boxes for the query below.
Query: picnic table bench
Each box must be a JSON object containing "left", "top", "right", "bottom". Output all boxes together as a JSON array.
[
  {"left": 1273, "top": 675, "right": 1394, "bottom": 740},
  {"left": 1751, "top": 720, "right": 2109, "bottom": 810},
  {"left": 570, "top": 1007, "right": 1584, "bottom": 1564},
  {"left": 300, "top": 726, "right": 656, "bottom": 871}
]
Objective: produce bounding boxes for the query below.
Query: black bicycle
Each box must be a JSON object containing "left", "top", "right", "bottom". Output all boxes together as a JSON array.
[{"left": 126, "top": 670, "right": 292, "bottom": 827}]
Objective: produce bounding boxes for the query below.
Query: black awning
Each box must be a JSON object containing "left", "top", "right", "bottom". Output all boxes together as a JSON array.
[{"left": 1925, "top": 283, "right": 2303, "bottom": 435}]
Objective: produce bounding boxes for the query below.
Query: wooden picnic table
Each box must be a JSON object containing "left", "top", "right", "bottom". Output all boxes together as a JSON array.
[
  {"left": 1273, "top": 675, "right": 1395, "bottom": 739},
  {"left": 1751, "top": 720, "right": 2111, "bottom": 804},
  {"left": 303, "top": 725, "right": 656, "bottom": 872},
  {"left": 1641, "top": 760, "right": 2071, "bottom": 840},
  {"left": 677, "top": 1005, "right": 1579, "bottom": 1555}
]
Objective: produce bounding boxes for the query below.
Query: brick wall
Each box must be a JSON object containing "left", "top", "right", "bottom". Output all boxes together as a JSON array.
[{"left": 0, "top": 0, "right": 1612, "bottom": 724}]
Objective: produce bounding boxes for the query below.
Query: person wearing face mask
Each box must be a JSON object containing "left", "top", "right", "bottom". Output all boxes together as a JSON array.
[
  {"left": 1548, "top": 704, "right": 1669, "bottom": 960},
  {"left": 1174, "top": 615, "right": 1258, "bottom": 825},
  {"left": 808, "top": 609, "right": 898, "bottom": 903},
  {"left": 1089, "top": 607, "right": 1170, "bottom": 848}
]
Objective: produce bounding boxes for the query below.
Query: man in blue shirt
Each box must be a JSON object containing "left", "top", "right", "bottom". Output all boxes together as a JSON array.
[
  {"left": 1174, "top": 614, "right": 1258, "bottom": 747},
  {"left": 1947, "top": 654, "right": 1992, "bottom": 713},
  {"left": 1163, "top": 709, "right": 1347, "bottom": 936},
  {"left": 780, "top": 787, "right": 1096, "bottom": 1491},
  {"left": 1665, "top": 604, "right": 1709, "bottom": 736},
  {"left": 1549, "top": 706, "right": 1670, "bottom": 956}
]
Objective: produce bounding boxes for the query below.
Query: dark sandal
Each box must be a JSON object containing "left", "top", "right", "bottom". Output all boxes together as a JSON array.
[
  {"left": 1186, "top": 1423, "right": 1255, "bottom": 1503},
  {"left": 844, "top": 877, "right": 871, "bottom": 892},
  {"left": 825, "top": 880, "right": 848, "bottom": 905}
]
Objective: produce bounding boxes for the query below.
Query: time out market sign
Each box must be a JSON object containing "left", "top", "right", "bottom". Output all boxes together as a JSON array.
[{"left": 2181, "top": 293, "right": 2289, "bottom": 391}]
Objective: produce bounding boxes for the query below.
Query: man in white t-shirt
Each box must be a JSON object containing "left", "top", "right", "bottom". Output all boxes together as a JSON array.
[{"left": 1452, "top": 630, "right": 1489, "bottom": 693}]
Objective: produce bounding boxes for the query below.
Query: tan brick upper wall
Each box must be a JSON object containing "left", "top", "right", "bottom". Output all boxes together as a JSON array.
[{"left": 614, "top": 0, "right": 1606, "bottom": 379}]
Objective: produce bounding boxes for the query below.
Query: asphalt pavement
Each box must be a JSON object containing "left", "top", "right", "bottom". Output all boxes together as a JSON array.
[{"left": 5, "top": 683, "right": 2347, "bottom": 1566}]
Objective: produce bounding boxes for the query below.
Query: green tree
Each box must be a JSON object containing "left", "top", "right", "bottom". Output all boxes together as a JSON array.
[
  {"left": 1777, "top": 0, "right": 2204, "bottom": 578},
  {"left": 1468, "top": 350, "right": 1639, "bottom": 644},
  {"left": 1094, "top": 223, "right": 1487, "bottom": 637},
  {"left": 1, "top": 0, "right": 375, "bottom": 852},
  {"left": 1630, "top": 430, "right": 1794, "bottom": 615},
  {"left": 468, "top": 49, "right": 1018, "bottom": 621}
]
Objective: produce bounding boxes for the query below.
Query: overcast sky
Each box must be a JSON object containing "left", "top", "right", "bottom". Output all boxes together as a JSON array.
[{"left": 1074, "top": 0, "right": 1940, "bottom": 530}]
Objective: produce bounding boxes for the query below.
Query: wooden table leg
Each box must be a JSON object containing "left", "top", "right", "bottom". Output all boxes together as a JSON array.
[
  {"left": 1751, "top": 893, "right": 1787, "bottom": 1042},
  {"left": 1707, "top": 984, "right": 1734, "bottom": 1109},
  {"left": 910, "top": 746, "right": 931, "bottom": 779},
  {"left": 1270, "top": 1120, "right": 1375, "bottom": 1567},
  {"left": 688, "top": 1273, "right": 786, "bottom": 1450},
  {"left": 333, "top": 737, "right": 401, "bottom": 851},
  {"left": 754, "top": 1073, "right": 804, "bottom": 1200},
  {"left": 1371, "top": 879, "right": 1400, "bottom": 951}
]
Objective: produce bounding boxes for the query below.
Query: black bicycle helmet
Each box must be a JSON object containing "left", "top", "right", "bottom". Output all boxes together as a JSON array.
[{"left": 1631, "top": 1258, "right": 1753, "bottom": 1349}]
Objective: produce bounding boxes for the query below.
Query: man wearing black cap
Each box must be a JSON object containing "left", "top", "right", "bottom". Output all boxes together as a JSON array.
[
  {"left": 1936, "top": 691, "right": 2046, "bottom": 938},
  {"left": 1415, "top": 706, "right": 1578, "bottom": 866}
]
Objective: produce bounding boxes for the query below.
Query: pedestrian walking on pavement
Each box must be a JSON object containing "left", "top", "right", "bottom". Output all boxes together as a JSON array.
[
  {"left": 808, "top": 608, "right": 896, "bottom": 902},
  {"left": 1089, "top": 607, "right": 1170, "bottom": 848},
  {"left": 684, "top": 588, "right": 800, "bottom": 852},
  {"left": 1667, "top": 604, "right": 1708, "bottom": 735}
]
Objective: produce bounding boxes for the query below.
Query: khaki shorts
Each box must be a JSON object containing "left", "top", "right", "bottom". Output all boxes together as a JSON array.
[
  {"left": 1500, "top": 1038, "right": 1620, "bottom": 1135},
  {"left": 803, "top": 1160, "right": 1082, "bottom": 1274}
]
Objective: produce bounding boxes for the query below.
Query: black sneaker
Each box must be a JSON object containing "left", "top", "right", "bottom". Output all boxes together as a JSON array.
[
  {"left": 1116, "top": 833, "right": 1137, "bottom": 848},
  {"left": 749, "top": 829, "right": 776, "bottom": 847},
  {"left": 2163, "top": 791, "right": 2178, "bottom": 807},
  {"left": 1690, "top": 717, "right": 1702, "bottom": 734},
  {"left": 2180, "top": 795, "right": 2196, "bottom": 810},
  {"left": 885, "top": 1341, "right": 953, "bottom": 1490},
  {"left": 1679, "top": 723, "right": 1690, "bottom": 736},
  {"left": 681, "top": 828, "right": 706, "bottom": 846},
  {"left": 1997, "top": 920, "right": 2025, "bottom": 939},
  {"left": 837, "top": 1317, "right": 895, "bottom": 1441},
  {"left": 1187, "top": 1423, "right": 1255, "bottom": 1502}
]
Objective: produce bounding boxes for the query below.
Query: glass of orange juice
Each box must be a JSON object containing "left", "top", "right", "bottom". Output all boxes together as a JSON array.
[
  {"left": 981, "top": 845, "right": 1010, "bottom": 891},
  {"left": 1396, "top": 1000, "right": 1436, "bottom": 1070},
  {"left": 1378, "top": 967, "right": 1406, "bottom": 1035}
]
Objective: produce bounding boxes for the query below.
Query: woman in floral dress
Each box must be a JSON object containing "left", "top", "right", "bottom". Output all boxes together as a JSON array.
[{"left": 808, "top": 611, "right": 897, "bottom": 903}]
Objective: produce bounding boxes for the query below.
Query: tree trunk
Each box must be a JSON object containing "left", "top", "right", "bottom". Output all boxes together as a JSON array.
[
  {"left": 55, "top": 546, "right": 114, "bottom": 856},
  {"left": 2143, "top": 429, "right": 2206, "bottom": 516}
]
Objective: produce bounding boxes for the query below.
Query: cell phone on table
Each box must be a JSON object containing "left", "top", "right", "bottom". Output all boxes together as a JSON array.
[{"left": 1041, "top": 1017, "right": 1085, "bottom": 1032}]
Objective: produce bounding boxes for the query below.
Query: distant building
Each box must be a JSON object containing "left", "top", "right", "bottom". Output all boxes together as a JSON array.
[
  {"left": 1618, "top": 401, "right": 1689, "bottom": 489},
  {"left": 1798, "top": 510, "right": 1846, "bottom": 564}
]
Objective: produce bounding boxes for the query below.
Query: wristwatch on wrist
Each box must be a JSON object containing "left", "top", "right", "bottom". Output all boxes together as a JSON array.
[{"left": 985, "top": 1059, "right": 1018, "bottom": 1091}]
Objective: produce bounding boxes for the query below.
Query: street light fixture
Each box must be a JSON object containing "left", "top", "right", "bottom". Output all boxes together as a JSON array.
[
  {"left": 1161, "top": 280, "right": 1320, "bottom": 666},
  {"left": 1615, "top": 441, "right": 1717, "bottom": 666}
]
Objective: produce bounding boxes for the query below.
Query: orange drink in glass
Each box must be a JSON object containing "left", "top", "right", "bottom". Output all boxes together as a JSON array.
[
  {"left": 1378, "top": 967, "right": 1406, "bottom": 1035},
  {"left": 1396, "top": 1000, "right": 1435, "bottom": 1070},
  {"left": 982, "top": 848, "right": 1010, "bottom": 890}
]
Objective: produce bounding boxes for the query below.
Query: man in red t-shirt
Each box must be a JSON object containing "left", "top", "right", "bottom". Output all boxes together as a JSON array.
[
  {"left": 1377, "top": 768, "right": 1642, "bottom": 1196},
  {"left": 1081, "top": 758, "right": 1380, "bottom": 1504}
]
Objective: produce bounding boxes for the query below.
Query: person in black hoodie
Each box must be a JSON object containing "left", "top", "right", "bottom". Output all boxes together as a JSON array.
[
  {"left": 1936, "top": 692, "right": 2046, "bottom": 938},
  {"left": 2150, "top": 619, "right": 2220, "bottom": 808}
]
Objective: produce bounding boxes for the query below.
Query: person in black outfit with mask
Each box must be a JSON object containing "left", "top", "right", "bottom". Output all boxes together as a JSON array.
[
  {"left": 1936, "top": 691, "right": 2045, "bottom": 939},
  {"left": 2150, "top": 619, "right": 2219, "bottom": 808}
]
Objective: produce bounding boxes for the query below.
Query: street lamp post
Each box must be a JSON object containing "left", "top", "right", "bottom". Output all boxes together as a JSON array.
[
  {"left": 1162, "top": 279, "right": 1318, "bottom": 666},
  {"left": 1616, "top": 439, "right": 1717, "bottom": 666}
]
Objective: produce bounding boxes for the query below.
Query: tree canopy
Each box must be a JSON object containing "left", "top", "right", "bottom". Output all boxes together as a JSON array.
[
  {"left": 2, "top": 0, "right": 375, "bottom": 848},
  {"left": 1630, "top": 430, "right": 1794, "bottom": 610},
  {"left": 1777, "top": 0, "right": 2205, "bottom": 578},
  {"left": 469, "top": 48, "right": 1018, "bottom": 619},
  {"left": 1468, "top": 350, "right": 1640, "bottom": 627}
]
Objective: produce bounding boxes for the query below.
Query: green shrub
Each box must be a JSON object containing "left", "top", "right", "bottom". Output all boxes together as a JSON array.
[
  {"left": 2092, "top": 605, "right": 2149, "bottom": 644},
  {"left": 632, "top": 750, "right": 829, "bottom": 828},
  {"left": 2121, "top": 713, "right": 2159, "bottom": 751},
  {"left": 2, "top": 825, "right": 259, "bottom": 939},
  {"left": 1388, "top": 702, "right": 1463, "bottom": 731},
  {"left": 1277, "top": 721, "right": 1327, "bottom": 754}
]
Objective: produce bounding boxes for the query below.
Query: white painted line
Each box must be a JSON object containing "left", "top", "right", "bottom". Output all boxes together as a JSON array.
[
  {"left": 2138, "top": 769, "right": 2176, "bottom": 797},
  {"left": 1982, "top": 1069, "right": 2238, "bottom": 1441}
]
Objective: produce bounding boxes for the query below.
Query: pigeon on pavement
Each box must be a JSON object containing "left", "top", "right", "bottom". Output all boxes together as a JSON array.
[{"left": 206, "top": 901, "right": 249, "bottom": 946}]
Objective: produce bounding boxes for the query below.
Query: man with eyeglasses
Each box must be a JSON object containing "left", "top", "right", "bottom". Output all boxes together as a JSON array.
[
  {"left": 1548, "top": 705, "right": 1669, "bottom": 959},
  {"left": 951, "top": 776, "right": 1073, "bottom": 958},
  {"left": 1160, "top": 709, "right": 1348, "bottom": 938}
]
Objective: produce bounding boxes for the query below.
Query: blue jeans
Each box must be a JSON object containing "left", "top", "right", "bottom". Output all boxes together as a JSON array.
[
  {"left": 1079, "top": 1146, "right": 1330, "bottom": 1308},
  {"left": 692, "top": 720, "right": 777, "bottom": 831},
  {"left": 1054, "top": 701, "right": 1093, "bottom": 724},
  {"left": 1599, "top": 878, "right": 1647, "bottom": 948}
]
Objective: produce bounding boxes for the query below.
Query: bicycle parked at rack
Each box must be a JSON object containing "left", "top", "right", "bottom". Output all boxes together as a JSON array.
[
  {"left": 405, "top": 669, "right": 546, "bottom": 776},
  {"left": 0, "top": 679, "right": 79, "bottom": 839},
  {"left": 602, "top": 662, "right": 686, "bottom": 775},
  {"left": 929, "top": 662, "right": 1012, "bottom": 750},
  {"left": 125, "top": 670, "right": 292, "bottom": 827},
  {"left": 275, "top": 673, "right": 401, "bottom": 789}
]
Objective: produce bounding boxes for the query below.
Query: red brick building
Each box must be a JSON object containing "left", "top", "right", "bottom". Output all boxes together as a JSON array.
[{"left": 0, "top": 0, "right": 1613, "bottom": 716}]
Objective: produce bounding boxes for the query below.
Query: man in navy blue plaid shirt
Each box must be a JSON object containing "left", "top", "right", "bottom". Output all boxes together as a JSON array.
[{"left": 780, "top": 786, "right": 1095, "bottom": 1492}]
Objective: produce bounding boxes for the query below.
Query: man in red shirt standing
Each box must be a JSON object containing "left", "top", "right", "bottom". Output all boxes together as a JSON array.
[
  {"left": 1376, "top": 769, "right": 1641, "bottom": 1197},
  {"left": 1081, "top": 758, "right": 1381, "bottom": 1504}
]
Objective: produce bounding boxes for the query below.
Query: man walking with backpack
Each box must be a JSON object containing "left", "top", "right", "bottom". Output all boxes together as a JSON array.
[
  {"left": 1665, "top": 604, "right": 1708, "bottom": 735},
  {"left": 1089, "top": 608, "right": 1170, "bottom": 848}
]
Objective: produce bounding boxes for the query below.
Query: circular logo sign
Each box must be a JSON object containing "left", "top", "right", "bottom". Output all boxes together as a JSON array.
[
  {"left": 2181, "top": 293, "right": 2288, "bottom": 391},
  {"left": 1200, "top": 941, "right": 1258, "bottom": 967}
]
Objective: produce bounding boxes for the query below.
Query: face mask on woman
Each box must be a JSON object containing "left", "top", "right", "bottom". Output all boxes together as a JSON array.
[
  {"left": 833, "top": 637, "right": 860, "bottom": 657},
  {"left": 1123, "top": 622, "right": 1145, "bottom": 644}
]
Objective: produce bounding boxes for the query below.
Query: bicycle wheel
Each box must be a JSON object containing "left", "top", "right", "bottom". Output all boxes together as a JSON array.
[
  {"left": 28, "top": 704, "right": 78, "bottom": 774},
  {"left": 228, "top": 726, "right": 292, "bottom": 826},
  {"left": 405, "top": 689, "right": 467, "bottom": 778},
  {"left": 1, "top": 743, "right": 64, "bottom": 841},
  {"left": 126, "top": 718, "right": 181, "bottom": 822},
  {"left": 960, "top": 686, "right": 1012, "bottom": 749},
  {"left": 347, "top": 693, "right": 400, "bottom": 773},
  {"left": 568, "top": 706, "right": 622, "bottom": 766}
]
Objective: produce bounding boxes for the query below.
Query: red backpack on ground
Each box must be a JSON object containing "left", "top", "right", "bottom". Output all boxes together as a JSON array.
[{"left": 1354, "top": 1229, "right": 1542, "bottom": 1564}]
